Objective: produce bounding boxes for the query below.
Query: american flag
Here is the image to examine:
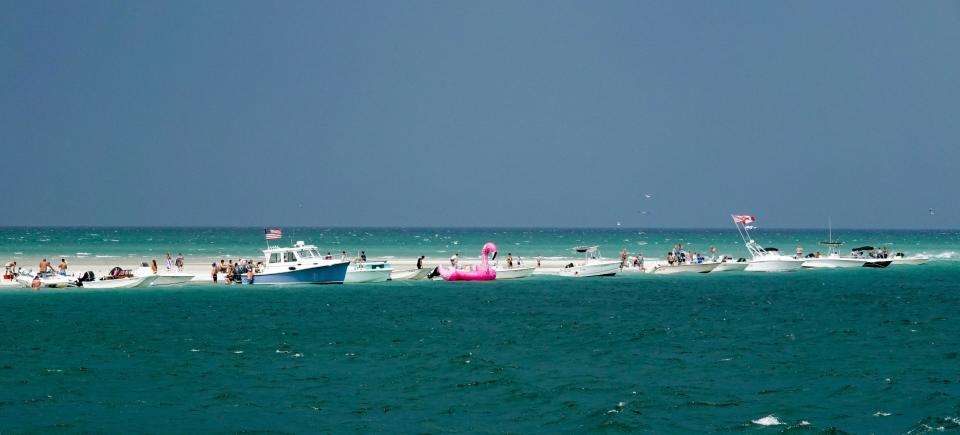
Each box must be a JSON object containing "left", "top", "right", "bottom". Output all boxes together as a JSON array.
[
  {"left": 732, "top": 215, "right": 756, "bottom": 225},
  {"left": 265, "top": 228, "right": 282, "bottom": 240}
]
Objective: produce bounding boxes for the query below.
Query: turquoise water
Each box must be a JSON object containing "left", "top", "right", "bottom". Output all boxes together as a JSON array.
[{"left": 1, "top": 228, "right": 959, "bottom": 432}]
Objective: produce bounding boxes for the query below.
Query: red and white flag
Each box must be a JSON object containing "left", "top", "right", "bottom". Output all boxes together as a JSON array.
[
  {"left": 265, "top": 228, "right": 283, "bottom": 240},
  {"left": 732, "top": 215, "right": 756, "bottom": 225}
]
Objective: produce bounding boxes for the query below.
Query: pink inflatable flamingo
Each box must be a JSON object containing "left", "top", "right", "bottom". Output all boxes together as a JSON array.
[{"left": 439, "top": 242, "right": 497, "bottom": 281}]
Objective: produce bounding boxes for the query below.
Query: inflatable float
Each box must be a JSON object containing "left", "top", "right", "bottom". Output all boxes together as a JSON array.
[{"left": 439, "top": 242, "right": 497, "bottom": 281}]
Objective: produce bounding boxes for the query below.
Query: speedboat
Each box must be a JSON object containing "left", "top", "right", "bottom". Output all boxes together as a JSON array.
[
  {"left": 252, "top": 241, "right": 349, "bottom": 285},
  {"left": 558, "top": 246, "right": 620, "bottom": 278},
  {"left": 15, "top": 269, "right": 74, "bottom": 288},
  {"left": 849, "top": 246, "right": 892, "bottom": 268},
  {"left": 743, "top": 246, "right": 805, "bottom": 272},
  {"left": 83, "top": 274, "right": 158, "bottom": 289},
  {"left": 731, "top": 214, "right": 804, "bottom": 272},
  {"left": 344, "top": 260, "right": 393, "bottom": 283},
  {"left": 650, "top": 261, "right": 719, "bottom": 274},
  {"left": 890, "top": 253, "right": 929, "bottom": 265},
  {"left": 493, "top": 265, "right": 536, "bottom": 279},
  {"left": 390, "top": 268, "right": 433, "bottom": 281},
  {"left": 801, "top": 221, "right": 867, "bottom": 268}
]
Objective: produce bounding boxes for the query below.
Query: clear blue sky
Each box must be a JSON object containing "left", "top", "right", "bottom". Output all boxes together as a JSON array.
[{"left": 2, "top": 1, "right": 958, "bottom": 228}]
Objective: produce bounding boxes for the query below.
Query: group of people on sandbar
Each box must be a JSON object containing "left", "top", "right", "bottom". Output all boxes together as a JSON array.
[{"left": 211, "top": 258, "right": 261, "bottom": 285}]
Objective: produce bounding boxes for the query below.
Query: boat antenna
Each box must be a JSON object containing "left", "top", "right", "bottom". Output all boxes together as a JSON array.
[{"left": 828, "top": 216, "right": 833, "bottom": 243}]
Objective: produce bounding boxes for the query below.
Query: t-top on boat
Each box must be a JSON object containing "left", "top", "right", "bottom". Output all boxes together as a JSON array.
[
  {"left": 254, "top": 241, "right": 350, "bottom": 284},
  {"left": 801, "top": 222, "right": 867, "bottom": 268}
]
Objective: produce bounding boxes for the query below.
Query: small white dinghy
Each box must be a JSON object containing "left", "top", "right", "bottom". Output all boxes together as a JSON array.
[
  {"left": 344, "top": 260, "right": 393, "bottom": 283},
  {"left": 494, "top": 266, "right": 536, "bottom": 279},
  {"left": 390, "top": 268, "right": 432, "bottom": 281},
  {"left": 711, "top": 257, "right": 748, "bottom": 272}
]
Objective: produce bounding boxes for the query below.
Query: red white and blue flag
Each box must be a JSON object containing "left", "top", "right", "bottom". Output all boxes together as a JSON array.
[
  {"left": 732, "top": 215, "right": 756, "bottom": 225},
  {"left": 265, "top": 228, "right": 283, "bottom": 240}
]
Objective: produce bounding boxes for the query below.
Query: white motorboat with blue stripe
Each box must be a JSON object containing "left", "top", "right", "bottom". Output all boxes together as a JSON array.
[{"left": 254, "top": 241, "right": 349, "bottom": 285}]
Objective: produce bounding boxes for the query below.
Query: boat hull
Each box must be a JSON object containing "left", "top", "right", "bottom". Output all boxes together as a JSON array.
[
  {"left": 82, "top": 275, "right": 158, "bottom": 289},
  {"left": 390, "top": 268, "right": 432, "bottom": 281},
  {"left": 801, "top": 258, "right": 867, "bottom": 268},
  {"left": 494, "top": 266, "right": 536, "bottom": 279},
  {"left": 711, "top": 261, "right": 748, "bottom": 272},
  {"left": 862, "top": 259, "right": 892, "bottom": 268},
  {"left": 252, "top": 262, "right": 349, "bottom": 285},
  {"left": 559, "top": 261, "right": 620, "bottom": 278},
  {"left": 744, "top": 258, "right": 804, "bottom": 272},
  {"left": 653, "top": 262, "right": 719, "bottom": 274},
  {"left": 153, "top": 274, "right": 195, "bottom": 286},
  {"left": 345, "top": 268, "right": 393, "bottom": 283}
]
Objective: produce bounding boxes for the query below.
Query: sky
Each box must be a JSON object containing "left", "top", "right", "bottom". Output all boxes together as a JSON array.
[{"left": 2, "top": 1, "right": 959, "bottom": 228}]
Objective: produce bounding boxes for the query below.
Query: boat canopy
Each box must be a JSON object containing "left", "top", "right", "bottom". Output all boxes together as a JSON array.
[
  {"left": 851, "top": 246, "right": 874, "bottom": 251},
  {"left": 819, "top": 241, "right": 844, "bottom": 246},
  {"left": 765, "top": 247, "right": 779, "bottom": 252},
  {"left": 574, "top": 246, "right": 598, "bottom": 253}
]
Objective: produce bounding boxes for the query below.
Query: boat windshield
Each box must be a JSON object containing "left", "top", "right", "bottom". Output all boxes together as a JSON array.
[
  {"left": 298, "top": 249, "right": 315, "bottom": 259},
  {"left": 310, "top": 249, "right": 322, "bottom": 258}
]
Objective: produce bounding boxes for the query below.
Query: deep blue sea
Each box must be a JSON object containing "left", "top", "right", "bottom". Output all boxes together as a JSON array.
[{"left": 1, "top": 228, "right": 958, "bottom": 433}]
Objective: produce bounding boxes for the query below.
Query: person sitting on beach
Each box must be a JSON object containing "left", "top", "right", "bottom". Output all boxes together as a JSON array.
[{"left": 58, "top": 259, "right": 68, "bottom": 276}]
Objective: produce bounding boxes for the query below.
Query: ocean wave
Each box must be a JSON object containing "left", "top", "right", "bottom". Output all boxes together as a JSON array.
[
  {"left": 751, "top": 415, "right": 784, "bottom": 426},
  {"left": 95, "top": 255, "right": 119, "bottom": 258},
  {"left": 76, "top": 252, "right": 92, "bottom": 256}
]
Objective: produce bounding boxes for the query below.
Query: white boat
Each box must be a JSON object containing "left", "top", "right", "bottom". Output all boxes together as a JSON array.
[
  {"left": 651, "top": 261, "right": 719, "bottom": 274},
  {"left": 253, "top": 241, "right": 349, "bottom": 285},
  {"left": 344, "top": 260, "right": 393, "bottom": 283},
  {"left": 82, "top": 275, "right": 159, "bottom": 289},
  {"left": 390, "top": 268, "right": 432, "bottom": 281},
  {"left": 801, "top": 224, "right": 868, "bottom": 269},
  {"left": 558, "top": 246, "right": 620, "bottom": 278},
  {"left": 732, "top": 215, "right": 804, "bottom": 272},
  {"left": 494, "top": 266, "right": 536, "bottom": 279},
  {"left": 711, "top": 257, "right": 749, "bottom": 272},
  {"left": 890, "top": 253, "right": 929, "bottom": 265},
  {"left": 134, "top": 264, "right": 196, "bottom": 286},
  {"left": 848, "top": 246, "right": 892, "bottom": 268},
  {"left": 15, "top": 270, "right": 74, "bottom": 288}
]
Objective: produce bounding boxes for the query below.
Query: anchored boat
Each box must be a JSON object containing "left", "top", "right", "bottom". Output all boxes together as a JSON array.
[
  {"left": 559, "top": 246, "right": 620, "bottom": 278},
  {"left": 253, "top": 241, "right": 349, "bottom": 284}
]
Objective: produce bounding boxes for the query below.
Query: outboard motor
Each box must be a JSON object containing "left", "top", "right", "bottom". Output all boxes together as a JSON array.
[{"left": 75, "top": 271, "right": 96, "bottom": 287}]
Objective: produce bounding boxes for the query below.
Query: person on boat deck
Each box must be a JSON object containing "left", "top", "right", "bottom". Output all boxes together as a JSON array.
[
  {"left": 31, "top": 275, "right": 41, "bottom": 290},
  {"left": 151, "top": 259, "right": 158, "bottom": 274},
  {"left": 360, "top": 251, "right": 367, "bottom": 262},
  {"left": 795, "top": 245, "right": 804, "bottom": 259},
  {"left": 709, "top": 246, "right": 718, "bottom": 261},
  {"left": 814, "top": 251, "right": 822, "bottom": 258},
  {"left": 211, "top": 262, "right": 218, "bottom": 283},
  {"left": 325, "top": 252, "right": 332, "bottom": 260},
  {"left": 416, "top": 256, "right": 424, "bottom": 270},
  {"left": 667, "top": 252, "right": 676, "bottom": 265},
  {"left": 341, "top": 251, "right": 347, "bottom": 261},
  {"left": 620, "top": 249, "right": 628, "bottom": 266},
  {"left": 453, "top": 253, "right": 460, "bottom": 268},
  {"left": 58, "top": 259, "right": 68, "bottom": 276},
  {"left": 165, "top": 253, "right": 173, "bottom": 270},
  {"left": 506, "top": 253, "right": 513, "bottom": 268},
  {"left": 39, "top": 258, "right": 49, "bottom": 273},
  {"left": 246, "top": 267, "right": 254, "bottom": 285}
]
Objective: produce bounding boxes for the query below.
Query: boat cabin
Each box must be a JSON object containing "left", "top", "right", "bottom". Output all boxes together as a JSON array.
[{"left": 263, "top": 241, "right": 326, "bottom": 268}]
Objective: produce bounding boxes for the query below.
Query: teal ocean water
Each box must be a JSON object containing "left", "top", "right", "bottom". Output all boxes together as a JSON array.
[{"left": 1, "top": 228, "right": 959, "bottom": 432}]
